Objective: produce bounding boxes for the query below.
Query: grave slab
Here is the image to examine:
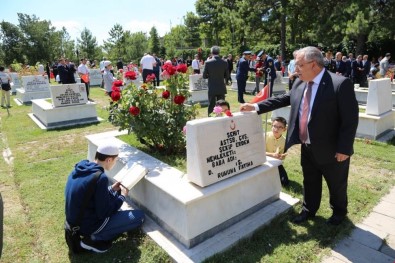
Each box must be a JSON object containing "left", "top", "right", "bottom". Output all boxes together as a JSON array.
[
  {"left": 16, "top": 75, "right": 51, "bottom": 103},
  {"left": 29, "top": 99, "right": 100, "bottom": 130},
  {"left": 86, "top": 122, "right": 287, "bottom": 250},
  {"left": 366, "top": 78, "right": 392, "bottom": 116}
]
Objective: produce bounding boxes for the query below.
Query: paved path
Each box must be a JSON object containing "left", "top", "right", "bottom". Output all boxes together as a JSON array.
[{"left": 322, "top": 187, "right": 395, "bottom": 263}]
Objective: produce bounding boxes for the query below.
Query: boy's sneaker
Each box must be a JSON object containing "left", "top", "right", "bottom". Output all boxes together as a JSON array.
[{"left": 80, "top": 236, "right": 112, "bottom": 253}]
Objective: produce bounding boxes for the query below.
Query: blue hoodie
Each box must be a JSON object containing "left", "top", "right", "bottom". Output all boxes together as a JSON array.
[{"left": 65, "top": 160, "right": 125, "bottom": 235}]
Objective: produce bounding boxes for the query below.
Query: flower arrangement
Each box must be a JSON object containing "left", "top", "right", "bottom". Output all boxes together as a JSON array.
[
  {"left": 209, "top": 106, "right": 233, "bottom": 117},
  {"left": 109, "top": 62, "right": 200, "bottom": 154}
]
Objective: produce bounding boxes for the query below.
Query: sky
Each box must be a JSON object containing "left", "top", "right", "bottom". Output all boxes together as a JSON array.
[{"left": 2, "top": 0, "right": 197, "bottom": 45}]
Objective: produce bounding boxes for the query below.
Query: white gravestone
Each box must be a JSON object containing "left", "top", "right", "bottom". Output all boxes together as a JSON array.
[
  {"left": 189, "top": 74, "right": 208, "bottom": 90},
  {"left": 89, "top": 69, "right": 102, "bottom": 86},
  {"left": 366, "top": 78, "right": 392, "bottom": 116},
  {"left": 16, "top": 75, "right": 51, "bottom": 103},
  {"left": 50, "top": 84, "right": 88, "bottom": 107},
  {"left": 9, "top": 73, "right": 21, "bottom": 94},
  {"left": 22, "top": 75, "right": 49, "bottom": 92},
  {"left": 187, "top": 112, "right": 266, "bottom": 187}
]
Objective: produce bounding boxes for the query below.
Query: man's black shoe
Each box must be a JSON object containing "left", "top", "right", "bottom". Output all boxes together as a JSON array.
[
  {"left": 326, "top": 215, "right": 345, "bottom": 226},
  {"left": 80, "top": 236, "right": 112, "bottom": 253},
  {"left": 291, "top": 211, "right": 315, "bottom": 224}
]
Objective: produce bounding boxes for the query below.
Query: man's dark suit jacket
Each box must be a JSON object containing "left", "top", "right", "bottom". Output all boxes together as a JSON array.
[
  {"left": 363, "top": 60, "right": 371, "bottom": 75},
  {"left": 236, "top": 57, "right": 254, "bottom": 81},
  {"left": 335, "top": 60, "right": 347, "bottom": 75},
  {"left": 203, "top": 56, "right": 229, "bottom": 96},
  {"left": 256, "top": 70, "right": 359, "bottom": 164}
]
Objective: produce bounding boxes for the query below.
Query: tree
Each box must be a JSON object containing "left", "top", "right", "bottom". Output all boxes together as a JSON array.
[
  {"left": 103, "top": 23, "right": 125, "bottom": 60},
  {"left": 17, "top": 13, "right": 58, "bottom": 64},
  {"left": 77, "top": 27, "right": 99, "bottom": 60},
  {"left": 148, "top": 26, "right": 160, "bottom": 55},
  {"left": 0, "top": 21, "right": 24, "bottom": 65},
  {"left": 124, "top": 31, "right": 148, "bottom": 63},
  {"left": 184, "top": 12, "right": 201, "bottom": 48}
]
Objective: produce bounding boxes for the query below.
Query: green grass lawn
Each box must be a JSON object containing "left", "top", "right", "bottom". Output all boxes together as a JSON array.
[{"left": 0, "top": 86, "right": 394, "bottom": 263}]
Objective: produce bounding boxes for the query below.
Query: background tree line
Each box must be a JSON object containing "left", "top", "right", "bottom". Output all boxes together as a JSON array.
[{"left": 1, "top": 0, "right": 394, "bottom": 67}]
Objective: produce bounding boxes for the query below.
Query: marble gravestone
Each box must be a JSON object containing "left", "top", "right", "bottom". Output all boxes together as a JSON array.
[
  {"left": 187, "top": 112, "right": 266, "bottom": 187},
  {"left": 357, "top": 78, "right": 395, "bottom": 139},
  {"left": 9, "top": 73, "right": 21, "bottom": 94},
  {"left": 29, "top": 83, "right": 99, "bottom": 129},
  {"left": 86, "top": 112, "right": 297, "bottom": 261},
  {"left": 16, "top": 75, "right": 51, "bottom": 103},
  {"left": 50, "top": 83, "right": 87, "bottom": 107},
  {"left": 188, "top": 74, "right": 209, "bottom": 105},
  {"left": 89, "top": 69, "right": 102, "bottom": 86}
]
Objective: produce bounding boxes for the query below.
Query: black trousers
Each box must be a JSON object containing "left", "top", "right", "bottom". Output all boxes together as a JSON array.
[
  {"left": 301, "top": 144, "right": 349, "bottom": 217},
  {"left": 236, "top": 78, "right": 246, "bottom": 103},
  {"left": 153, "top": 70, "right": 160, "bottom": 86},
  {"left": 81, "top": 79, "right": 90, "bottom": 98}
]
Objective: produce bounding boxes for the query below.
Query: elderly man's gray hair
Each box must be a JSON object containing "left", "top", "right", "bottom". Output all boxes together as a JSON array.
[{"left": 211, "top": 46, "right": 220, "bottom": 55}]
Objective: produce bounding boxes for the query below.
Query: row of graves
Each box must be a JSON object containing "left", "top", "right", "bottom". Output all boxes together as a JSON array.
[{"left": 12, "top": 73, "right": 101, "bottom": 130}]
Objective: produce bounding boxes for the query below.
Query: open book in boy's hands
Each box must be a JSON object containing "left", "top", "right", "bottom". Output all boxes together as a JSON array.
[{"left": 113, "top": 163, "right": 148, "bottom": 190}]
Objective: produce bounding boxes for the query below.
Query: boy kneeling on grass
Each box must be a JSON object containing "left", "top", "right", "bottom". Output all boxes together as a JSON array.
[
  {"left": 65, "top": 142, "right": 144, "bottom": 253},
  {"left": 265, "top": 116, "right": 290, "bottom": 186}
]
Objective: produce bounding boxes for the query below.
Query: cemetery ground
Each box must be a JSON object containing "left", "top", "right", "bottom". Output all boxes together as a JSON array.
[{"left": 0, "top": 86, "right": 394, "bottom": 263}]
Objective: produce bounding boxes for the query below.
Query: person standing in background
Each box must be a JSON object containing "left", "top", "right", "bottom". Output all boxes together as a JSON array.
[
  {"left": 78, "top": 58, "right": 91, "bottom": 101},
  {"left": 203, "top": 46, "right": 229, "bottom": 115}
]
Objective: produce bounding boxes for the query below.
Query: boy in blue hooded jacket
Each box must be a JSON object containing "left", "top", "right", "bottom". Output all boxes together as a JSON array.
[{"left": 65, "top": 142, "right": 144, "bottom": 253}]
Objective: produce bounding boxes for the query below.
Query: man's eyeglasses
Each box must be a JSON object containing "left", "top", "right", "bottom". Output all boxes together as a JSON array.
[{"left": 295, "top": 61, "right": 314, "bottom": 68}]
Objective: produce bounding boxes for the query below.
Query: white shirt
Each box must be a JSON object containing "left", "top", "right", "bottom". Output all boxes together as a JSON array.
[
  {"left": 77, "top": 63, "right": 89, "bottom": 75},
  {"left": 140, "top": 55, "right": 156, "bottom": 70},
  {"left": 192, "top": 59, "right": 200, "bottom": 70}
]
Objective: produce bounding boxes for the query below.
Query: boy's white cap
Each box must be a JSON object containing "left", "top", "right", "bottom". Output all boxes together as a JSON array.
[
  {"left": 97, "top": 142, "right": 119, "bottom": 155},
  {"left": 104, "top": 60, "right": 112, "bottom": 67}
]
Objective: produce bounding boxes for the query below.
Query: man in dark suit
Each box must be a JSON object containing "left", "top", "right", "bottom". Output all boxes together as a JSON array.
[
  {"left": 236, "top": 51, "right": 255, "bottom": 103},
  {"left": 57, "top": 58, "right": 70, "bottom": 84},
  {"left": 203, "top": 46, "right": 229, "bottom": 115},
  {"left": 361, "top": 55, "right": 371, "bottom": 87},
  {"left": 334, "top": 52, "right": 347, "bottom": 76},
  {"left": 240, "top": 46, "right": 359, "bottom": 226}
]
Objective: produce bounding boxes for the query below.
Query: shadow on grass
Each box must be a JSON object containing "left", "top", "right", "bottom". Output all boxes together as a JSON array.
[{"left": 204, "top": 209, "right": 356, "bottom": 262}]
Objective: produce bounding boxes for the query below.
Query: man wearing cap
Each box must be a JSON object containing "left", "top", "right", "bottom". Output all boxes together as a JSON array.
[
  {"left": 259, "top": 50, "right": 277, "bottom": 96},
  {"left": 236, "top": 51, "right": 256, "bottom": 103},
  {"left": 379, "top": 53, "right": 391, "bottom": 77},
  {"left": 65, "top": 142, "right": 145, "bottom": 253},
  {"left": 103, "top": 61, "right": 115, "bottom": 97}
]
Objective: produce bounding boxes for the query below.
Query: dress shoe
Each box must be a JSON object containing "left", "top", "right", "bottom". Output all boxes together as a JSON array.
[
  {"left": 326, "top": 215, "right": 345, "bottom": 226},
  {"left": 291, "top": 210, "right": 315, "bottom": 224}
]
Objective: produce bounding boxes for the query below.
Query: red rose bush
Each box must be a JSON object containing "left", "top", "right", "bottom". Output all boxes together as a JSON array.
[{"left": 109, "top": 62, "right": 199, "bottom": 154}]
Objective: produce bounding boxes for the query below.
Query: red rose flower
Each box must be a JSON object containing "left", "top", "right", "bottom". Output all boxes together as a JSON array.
[
  {"left": 146, "top": 73, "right": 156, "bottom": 83},
  {"left": 225, "top": 110, "right": 233, "bottom": 117},
  {"left": 129, "top": 106, "right": 140, "bottom": 116},
  {"left": 111, "top": 91, "right": 121, "bottom": 101},
  {"left": 162, "top": 63, "right": 176, "bottom": 75},
  {"left": 162, "top": 90, "right": 170, "bottom": 99},
  {"left": 112, "top": 86, "right": 121, "bottom": 92},
  {"left": 113, "top": 80, "right": 123, "bottom": 87},
  {"left": 125, "top": 71, "right": 137, "bottom": 80},
  {"left": 119, "top": 69, "right": 123, "bottom": 73},
  {"left": 176, "top": 64, "right": 188, "bottom": 73},
  {"left": 174, "top": 95, "right": 185, "bottom": 105}
]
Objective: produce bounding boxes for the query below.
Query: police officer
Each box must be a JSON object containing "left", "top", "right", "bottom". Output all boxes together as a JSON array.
[{"left": 259, "top": 50, "right": 277, "bottom": 96}]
